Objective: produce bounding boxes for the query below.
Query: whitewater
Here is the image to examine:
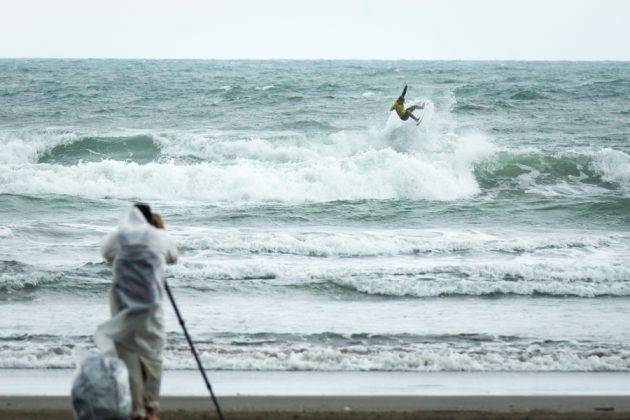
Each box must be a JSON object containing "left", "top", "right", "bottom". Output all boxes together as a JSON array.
[{"left": 0, "top": 59, "right": 629, "bottom": 372}]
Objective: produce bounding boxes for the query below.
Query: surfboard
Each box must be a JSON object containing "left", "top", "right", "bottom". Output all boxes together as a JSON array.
[{"left": 415, "top": 104, "right": 427, "bottom": 126}]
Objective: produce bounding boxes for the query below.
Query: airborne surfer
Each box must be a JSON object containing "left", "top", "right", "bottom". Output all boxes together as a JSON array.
[{"left": 390, "top": 82, "right": 424, "bottom": 123}]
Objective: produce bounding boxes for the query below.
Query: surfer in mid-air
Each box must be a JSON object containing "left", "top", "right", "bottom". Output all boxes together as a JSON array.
[{"left": 390, "top": 83, "right": 424, "bottom": 123}]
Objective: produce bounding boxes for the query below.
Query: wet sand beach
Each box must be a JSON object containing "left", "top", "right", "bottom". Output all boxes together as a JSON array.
[
  {"left": 1, "top": 395, "right": 629, "bottom": 419},
  {"left": 1, "top": 371, "right": 629, "bottom": 419}
]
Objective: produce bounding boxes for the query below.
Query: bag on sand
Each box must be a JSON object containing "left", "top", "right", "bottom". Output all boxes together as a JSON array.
[{"left": 71, "top": 354, "right": 131, "bottom": 420}]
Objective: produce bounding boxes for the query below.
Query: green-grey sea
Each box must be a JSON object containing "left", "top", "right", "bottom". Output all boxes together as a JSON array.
[{"left": 1, "top": 59, "right": 629, "bottom": 371}]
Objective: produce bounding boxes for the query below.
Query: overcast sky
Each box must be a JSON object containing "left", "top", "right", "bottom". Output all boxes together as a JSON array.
[{"left": 1, "top": 0, "right": 628, "bottom": 60}]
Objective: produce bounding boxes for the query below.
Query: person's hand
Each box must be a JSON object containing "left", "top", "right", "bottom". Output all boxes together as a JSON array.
[{"left": 151, "top": 214, "right": 165, "bottom": 229}]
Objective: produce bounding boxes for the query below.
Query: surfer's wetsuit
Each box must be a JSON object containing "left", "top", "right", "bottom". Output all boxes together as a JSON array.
[{"left": 392, "top": 101, "right": 407, "bottom": 120}]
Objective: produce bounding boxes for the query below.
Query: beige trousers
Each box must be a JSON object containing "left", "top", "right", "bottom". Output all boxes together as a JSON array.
[{"left": 116, "top": 344, "right": 162, "bottom": 418}]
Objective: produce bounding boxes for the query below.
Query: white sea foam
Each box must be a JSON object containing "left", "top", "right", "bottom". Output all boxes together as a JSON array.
[
  {"left": 177, "top": 227, "right": 622, "bottom": 258},
  {"left": 0, "top": 129, "right": 80, "bottom": 164},
  {"left": 169, "top": 253, "right": 630, "bottom": 297},
  {"left": 0, "top": 273, "right": 49, "bottom": 291},
  {"left": 1, "top": 337, "right": 628, "bottom": 371},
  {"left": 524, "top": 180, "right": 611, "bottom": 197},
  {"left": 154, "top": 131, "right": 319, "bottom": 163},
  {"left": 0, "top": 267, "right": 108, "bottom": 291},
  {"left": 592, "top": 148, "right": 630, "bottom": 190},
  {"left": 183, "top": 345, "right": 630, "bottom": 372},
  {"left": 0, "top": 146, "right": 486, "bottom": 202}
]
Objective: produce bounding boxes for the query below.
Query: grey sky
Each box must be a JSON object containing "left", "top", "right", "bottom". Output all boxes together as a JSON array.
[{"left": 1, "top": 0, "right": 628, "bottom": 60}]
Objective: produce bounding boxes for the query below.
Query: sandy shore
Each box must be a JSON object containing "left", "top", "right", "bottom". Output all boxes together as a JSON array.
[
  {"left": 2, "top": 370, "right": 629, "bottom": 419},
  {"left": 1, "top": 395, "right": 629, "bottom": 419}
]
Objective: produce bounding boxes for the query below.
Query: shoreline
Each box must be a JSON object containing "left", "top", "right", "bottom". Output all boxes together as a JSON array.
[
  {"left": 1, "top": 370, "right": 629, "bottom": 419},
  {"left": 2, "top": 370, "right": 629, "bottom": 396}
]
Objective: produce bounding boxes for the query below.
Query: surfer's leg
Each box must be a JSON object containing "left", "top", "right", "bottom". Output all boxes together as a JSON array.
[
  {"left": 407, "top": 104, "right": 424, "bottom": 112},
  {"left": 404, "top": 111, "right": 419, "bottom": 122}
]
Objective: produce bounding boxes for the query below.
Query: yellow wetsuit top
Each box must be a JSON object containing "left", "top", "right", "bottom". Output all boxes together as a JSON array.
[{"left": 392, "top": 101, "right": 406, "bottom": 118}]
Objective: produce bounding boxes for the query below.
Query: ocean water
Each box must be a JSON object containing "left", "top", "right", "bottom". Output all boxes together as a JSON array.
[{"left": 1, "top": 59, "right": 629, "bottom": 373}]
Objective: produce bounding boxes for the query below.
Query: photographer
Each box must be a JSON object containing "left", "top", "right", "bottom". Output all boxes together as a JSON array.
[{"left": 96, "top": 203, "right": 178, "bottom": 420}]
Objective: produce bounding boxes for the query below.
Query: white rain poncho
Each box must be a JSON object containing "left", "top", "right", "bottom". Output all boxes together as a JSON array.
[{"left": 95, "top": 206, "right": 178, "bottom": 362}]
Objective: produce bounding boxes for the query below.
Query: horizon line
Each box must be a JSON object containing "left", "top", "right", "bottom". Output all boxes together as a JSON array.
[{"left": 1, "top": 56, "right": 630, "bottom": 62}]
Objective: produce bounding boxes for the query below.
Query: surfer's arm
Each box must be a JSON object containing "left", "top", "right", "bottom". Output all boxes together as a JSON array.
[{"left": 400, "top": 83, "right": 407, "bottom": 98}]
